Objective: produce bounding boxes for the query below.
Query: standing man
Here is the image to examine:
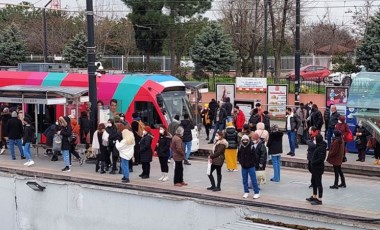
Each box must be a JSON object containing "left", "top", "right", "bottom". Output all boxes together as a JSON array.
[
  {"left": 310, "top": 104, "right": 323, "bottom": 131},
  {"left": 7, "top": 111, "right": 25, "bottom": 160},
  {"left": 223, "top": 97, "right": 233, "bottom": 122},
  {"left": 168, "top": 114, "right": 180, "bottom": 162},
  {"left": 327, "top": 105, "right": 340, "bottom": 149},
  {"left": 180, "top": 114, "right": 194, "bottom": 165},
  {"left": 285, "top": 107, "right": 300, "bottom": 157},
  {"left": 323, "top": 106, "right": 331, "bottom": 139},
  {"left": 233, "top": 106, "right": 245, "bottom": 132},
  {"left": 209, "top": 102, "right": 227, "bottom": 144},
  {"left": 172, "top": 127, "right": 187, "bottom": 187}
]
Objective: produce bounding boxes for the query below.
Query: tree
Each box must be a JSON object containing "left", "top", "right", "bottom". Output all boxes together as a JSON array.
[
  {"left": 0, "top": 24, "right": 26, "bottom": 66},
  {"left": 351, "top": 0, "right": 376, "bottom": 40},
  {"left": 122, "top": 0, "right": 170, "bottom": 72},
  {"left": 356, "top": 11, "right": 380, "bottom": 71},
  {"left": 63, "top": 32, "right": 87, "bottom": 68},
  {"left": 191, "top": 23, "right": 236, "bottom": 79}
]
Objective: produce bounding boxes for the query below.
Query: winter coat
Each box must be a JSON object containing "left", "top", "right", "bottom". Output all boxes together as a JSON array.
[
  {"left": 116, "top": 129, "right": 135, "bottom": 160},
  {"left": 210, "top": 139, "right": 228, "bottom": 166},
  {"left": 327, "top": 137, "right": 345, "bottom": 166},
  {"left": 180, "top": 119, "right": 194, "bottom": 142},
  {"left": 234, "top": 110, "right": 245, "bottom": 130},
  {"left": 168, "top": 119, "right": 180, "bottom": 136},
  {"left": 201, "top": 109, "right": 212, "bottom": 126},
  {"left": 323, "top": 108, "right": 330, "bottom": 126},
  {"left": 306, "top": 130, "right": 319, "bottom": 161},
  {"left": 215, "top": 107, "right": 227, "bottom": 125},
  {"left": 60, "top": 116, "right": 72, "bottom": 151},
  {"left": 225, "top": 126, "right": 238, "bottom": 149},
  {"left": 79, "top": 115, "right": 90, "bottom": 140},
  {"left": 310, "top": 141, "right": 327, "bottom": 174},
  {"left": 335, "top": 122, "right": 350, "bottom": 139},
  {"left": 238, "top": 130, "right": 254, "bottom": 144},
  {"left": 237, "top": 142, "right": 256, "bottom": 169},
  {"left": 22, "top": 125, "right": 34, "bottom": 144},
  {"left": 328, "top": 111, "right": 340, "bottom": 129},
  {"left": 44, "top": 124, "right": 56, "bottom": 147},
  {"left": 223, "top": 102, "right": 233, "bottom": 116},
  {"left": 106, "top": 126, "right": 119, "bottom": 148},
  {"left": 140, "top": 132, "right": 153, "bottom": 162},
  {"left": 285, "top": 114, "right": 301, "bottom": 131},
  {"left": 157, "top": 133, "right": 171, "bottom": 157},
  {"left": 254, "top": 122, "right": 269, "bottom": 143},
  {"left": 252, "top": 140, "right": 267, "bottom": 170},
  {"left": 7, "top": 117, "right": 23, "bottom": 139},
  {"left": 249, "top": 113, "right": 261, "bottom": 130},
  {"left": 267, "top": 131, "right": 283, "bottom": 155},
  {"left": 1, "top": 113, "right": 11, "bottom": 138},
  {"left": 354, "top": 125, "right": 369, "bottom": 150},
  {"left": 310, "top": 110, "right": 323, "bottom": 130},
  {"left": 172, "top": 134, "right": 185, "bottom": 161},
  {"left": 263, "top": 113, "right": 270, "bottom": 131}
]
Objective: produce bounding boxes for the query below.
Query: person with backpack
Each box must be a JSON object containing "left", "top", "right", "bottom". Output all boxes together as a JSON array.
[
  {"left": 201, "top": 104, "right": 213, "bottom": 141},
  {"left": 22, "top": 117, "right": 35, "bottom": 167},
  {"left": 131, "top": 113, "right": 143, "bottom": 165},
  {"left": 58, "top": 116, "right": 72, "bottom": 172},
  {"left": 69, "top": 116, "right": 84, "bottom": 166},
  {"left": 43, "top": 121, "right": 56, "bottom": 156}
]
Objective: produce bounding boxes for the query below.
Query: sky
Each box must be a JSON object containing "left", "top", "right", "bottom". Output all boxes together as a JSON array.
[{"left": 0, "top": 0, "right": 377, "bottom": 25}]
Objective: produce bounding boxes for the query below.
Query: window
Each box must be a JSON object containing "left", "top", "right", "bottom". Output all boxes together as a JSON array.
[
  {"left": 135, "top": 102, "right": 163, "bottom": 128},
  {"left": 316, "top": 66, "right": 325, "bottom": 70}
]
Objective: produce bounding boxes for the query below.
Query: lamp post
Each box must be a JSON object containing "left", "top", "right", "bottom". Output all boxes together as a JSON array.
[
  {"left": 263, "top": 0, "right": 268, "bottom": 78},
  {"left": 294, "top": 0, "right": 301, "bottom": 107},
  {"left": 42, "top": 0, "right": 53, "bottom": 63},
  {"left": 86, "top": 0, "right": 97, "bottom": 139}
]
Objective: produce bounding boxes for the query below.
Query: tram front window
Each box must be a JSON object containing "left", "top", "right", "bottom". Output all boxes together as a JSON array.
[{"left": 161, "top": 91, "right": 193, "bottom": 123}]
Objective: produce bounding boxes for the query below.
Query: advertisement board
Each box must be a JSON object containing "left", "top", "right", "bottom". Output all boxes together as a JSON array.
[
  {"left": 267, "top": 85, "right": 288, "bottom": 117},
  {"left": 216, "top": 84, "right": 235, "bottom": 104},
  {"left": 98, "top": 106, "right": 110, "bottom": 125},
  {"left": 236, "top": 77, "right": 267, "bottom": 91},
  {"left": 325, "top": 86, "right": 349, "bottom": 116}
]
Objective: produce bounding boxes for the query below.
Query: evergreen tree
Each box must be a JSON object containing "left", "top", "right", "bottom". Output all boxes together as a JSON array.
[
  {"left": 0, "top": 24, "right": 26, "bottom": 66},
  {"left": 63, "top": 32, "right": 87, "bottom": 68},
  {"left": 191, "top": 23, "right": 236, "bottom": 76},
  {"left": 356, "top": 11, "right": 380, "bottom": 71}
]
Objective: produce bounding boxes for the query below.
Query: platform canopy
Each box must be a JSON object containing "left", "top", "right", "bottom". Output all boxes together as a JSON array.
[{"left": 0, "top": 85, "right": 88, "bottom": 105}]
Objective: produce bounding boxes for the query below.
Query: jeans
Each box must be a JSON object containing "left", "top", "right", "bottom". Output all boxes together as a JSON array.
[
  {"left": 287, "top": 130, "right": 296, "bottom": 154},
  {"left": 62, "top": 150, "right": 70, "bottom": 167},
  {"left": 9, "top": 139, "right": 24, "bottom": 160},
  {"left": 211, "top": 123, "right": 225, "bottom": 142},
  {"left": 23, "top": 143, "right": 32, "bottom": 161},
  {"left": 121, "top": 158, "right": 130, "bottom": 179},
  {"left": 169, "top": 147, "right": 173, "bottom": 160},
  {"left": 183, "top": 141, "right": 192, "bottom": 161},
  {"left": 327, "top": 128, "right": 334, "bottom": 149},
  {"left": 271, "top": 155, "right": 281, "bottom": 182},
  {"left": 241, "top": 167, "right": 260, "bottom": 194}
]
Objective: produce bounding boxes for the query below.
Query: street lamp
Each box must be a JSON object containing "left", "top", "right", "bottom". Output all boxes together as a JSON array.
[
  {"left": 42, "top": 0, "right": 53, "bottom": 63},
  {"left": 263, "top": 0, "right": 268, "bottom": 78}
]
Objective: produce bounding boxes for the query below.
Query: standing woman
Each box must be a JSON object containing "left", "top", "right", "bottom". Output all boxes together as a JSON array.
[
  {"left": 207, "top": 131, "right": 228, "bottom": 192},
  {"left": 354, "top": 120, "right": 369, "bottom": 162},
  {"left": 201, "top": 104, "right": 212, "bottom": 141},
  {"left": 327, "top": 130, "right": 346, "bottom": 189},
  {"left": 116, "top": 125, "right": 135, "bottom": 183},
  {"left": 106, "top": 119, "right": 119, "bottom": 173},
  {"left": 335, "top": 116, "right": 350, "bottom": 160},
  {"left": 139, "top": 126, "right": 154, "bottom": 179},
  {"left": 307, "top": 134, "right": 327, "bottom": 205},
  {"left": 157, "top": 126, "right": 172, "bottom": 182},
  {"left": 267, "top": 124, "right": 283, "bottom": 182},
  {"left": 22, "top": 118, "right": 35, "bottom": 166},
  {"left": 92, "top": 123, "right": 108, "bottom": 173},
  {"left": 69, "top": 116, "right": 83, "bottom": 166},
  {"left": 59, "top": 116, "right": 72, "bottom": 172},
  {"left": 224, "top": 122, "right": 238, "bottom": 172}
]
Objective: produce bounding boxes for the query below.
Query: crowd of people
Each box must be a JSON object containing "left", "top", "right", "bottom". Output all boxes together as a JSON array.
[{"left": 1, "top": 97, "right": 380, "bottom": 205}]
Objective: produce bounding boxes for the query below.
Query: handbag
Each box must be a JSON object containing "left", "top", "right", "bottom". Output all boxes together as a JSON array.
[
  {"left": 206, "top": 159, "right": 212, "bottom": 175},
  {"left": 344, "top": 129, "right": 353, "bottom": 142}
]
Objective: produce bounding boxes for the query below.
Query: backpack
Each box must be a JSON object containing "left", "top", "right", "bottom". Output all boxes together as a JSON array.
[
  {"left": 137, "top": 120, "right": 145, "bottom": 137},
  {"left": 31, "top": 133, "right": 37, "bottom": 144},
  {"left": 69, "top": 134, "right": 77, "bottom": 144},
  {"left": 52, "top": 134, "right": 62, "bottom": 151}
]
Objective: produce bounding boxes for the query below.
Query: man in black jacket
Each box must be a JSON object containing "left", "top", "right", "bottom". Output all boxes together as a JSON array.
[
  {"left": 209, "top": 102, "right": 227, "bottom": 144},
  {"left": 285, "top": 107, "right": 301, "bottom": 156},
  {"left": 327, "top": 105, "right": 340, "bottom": 149},
  {"left": 223, "top": 97, "right": 233, "bottom": 122},
  {"left": 323, "top": 106, "right": 330, "bottom": 139},
  {"left": 7, "top": 111, "right": 25, "bottom": 160},
  {"left": 310, "top": 104, "right": 323, "bottom": 131},
  {"left": 180, "top": 114, "right": 194, "bottom": 165}
]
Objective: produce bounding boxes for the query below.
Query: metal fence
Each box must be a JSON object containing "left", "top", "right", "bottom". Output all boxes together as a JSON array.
[{"left": 25, "top": 55, "right": 332, "bottom": 72}]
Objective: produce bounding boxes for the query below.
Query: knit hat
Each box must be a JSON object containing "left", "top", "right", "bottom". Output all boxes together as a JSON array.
[
  {"left": 241, "top": 135, "right": 249, "bottom": 141},
  {"left": 2, "top": 107, "right": 9, "bottom": 113},
  {"left": 339, "top": 115, "right": 345, "bottom": 123},
  {"left": 11, "top": 111, "right": 17, "bottom": 117},
  {"left": 144, "top": 126, "right": 151, "bottom": 133}
]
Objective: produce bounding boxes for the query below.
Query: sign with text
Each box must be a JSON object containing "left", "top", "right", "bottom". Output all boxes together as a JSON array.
[
  {"left": 236, "top": 77, "right": 267, "bottom": 91},
  {"left": 326, "top": 86, "right": 349, "bottom": 116},
  {"left": 267, "top": 85, "right": 288, "bottom": 117}
]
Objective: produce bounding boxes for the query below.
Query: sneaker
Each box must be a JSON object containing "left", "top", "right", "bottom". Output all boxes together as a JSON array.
[
  {"left": 141, "top": 175, "right": 149, "bottom": 179},
  {"left": 167, "top": 159, "right": 171, "bottom": 163},
  {"left": 329, "top": 185, "right": 339, "bottom": 189},
  {"left": 184, "top": 160, "right": 191, "bottom": 165},
  {"left": 121, "top": 177, "right": 130, "bottom": 183},
  {"left": 243, "top": 193, "right": 249, "bottom": 199},
  {"left": 311, "top": 199, "right": 322, "bottom": 205},
  {"left": 207, "top": 186, "right": 215, "bottom": 190},
  {"left": 27, "top": 161, "right": 34, "bottom": 167},
  {"left": 162, "top": 175, "right": 169, "bottom": 182},
  {"left": 212, "top": 187, "right": 221, "bottom": 192},
  {"left": 21, "top": 156, "right": 26, "bottom": 160},
  {"left": 338, "top": 184, "right": 346, "bottom": 188},
  {"left": 233, "top": 169, "right": 239, "bottom": 172},
  {"left": 24, "top": 161, "right": 30, "bottom": 166},
  {"left": 286, "top": 152, "right": 292, "bottom": 155},
  {"left": 306, "top": 196, "right": 318, "bottom": 202},
  {"left": 158, "top": 174, "right": 165, "bottom": 181},
  {"left": 227, "top": 169, "right": 232, "bottom": 172},
  {"left": 62, "top": 166, "right": 71, "bottom": 172},
  {"left": 253, "top": 193, "right": 260, "bottom": 199},
  {"left": 0, "top": 147, "right": 5, "bottom": 155}
]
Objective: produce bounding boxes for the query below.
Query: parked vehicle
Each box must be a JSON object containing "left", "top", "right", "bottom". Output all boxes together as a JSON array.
[
  {"left": 287, "top": 65, "right": 331, "bottom": 82},
  {"left": 326, "top": 65, "right": 367, "bottom": 86}
]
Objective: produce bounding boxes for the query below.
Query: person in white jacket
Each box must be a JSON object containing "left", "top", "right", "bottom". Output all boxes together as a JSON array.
[{"left": 116, "top": 126, "right": 135, "bottom": 183}]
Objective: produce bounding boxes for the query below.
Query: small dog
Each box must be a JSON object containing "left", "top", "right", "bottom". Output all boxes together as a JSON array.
[{"left": 256, "top": 170, "right": 267, "bottom": 185}]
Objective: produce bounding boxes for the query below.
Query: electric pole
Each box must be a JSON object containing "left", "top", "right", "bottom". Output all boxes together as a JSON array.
[
  {"left": 86, "top": 0, "right": 97, "bottom": 138},
  {"left": 263, "top": 0, "right": 268, "bottom": 78},
  {"left": 294, "top": 0, "right": 301, "bottom": 108}
]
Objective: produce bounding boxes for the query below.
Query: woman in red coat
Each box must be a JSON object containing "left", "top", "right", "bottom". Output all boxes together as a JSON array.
[
  {"left": 327, "top": 130, "right": 346, "bottom": 189},
  {"left": 233, "top": 106, "right": 246, "bottom": 132}
]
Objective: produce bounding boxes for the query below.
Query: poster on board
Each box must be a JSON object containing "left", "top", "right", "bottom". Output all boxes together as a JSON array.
[
  {"left": 216, "top": 84, "right": 235, "bottom": 105},
  {"left": 267, "top": 85, "right": 288, "bottom": 117},
  {"left": 326, "top": 86, "right": 349, "bottom": 116},
  {"left": 98, "top": 106, "right": 110, "bottom": 125}
]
